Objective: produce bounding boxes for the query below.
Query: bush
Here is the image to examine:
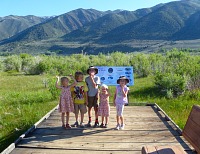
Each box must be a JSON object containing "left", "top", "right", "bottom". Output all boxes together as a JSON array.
[
  {"left": 3, "top": 55, "right": 22, "bottom": 72},
  {"left": 155, "top": 72, "right": 188, "bottom": 97}
]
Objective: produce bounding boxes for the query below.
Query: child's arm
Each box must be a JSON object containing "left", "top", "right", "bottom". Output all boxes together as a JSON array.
[
  {"left": 90, "top": 75, "right": 99, "bottom": 88},
  {"left": 55, "top": 76, "right": 62, "bottom": 89},
  {"left": 84, "top": 91, "right": 88, "bottom": 105},
  {"left": 69, "top": 75, "right": 77, "bottom": 88},
  {"left": 106, "top": 88, "right": 111, "bottom": 97},
  {"left": 121, "top": 86, "right": 129, "bottom": 97},
  {"left": 96, "top": 88, "right": 100, "bottom": 99}
]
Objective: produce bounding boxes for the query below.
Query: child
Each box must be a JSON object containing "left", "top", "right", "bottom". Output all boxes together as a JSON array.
[
  {"left": 85, "top": 66, "right": 101, "bottom": 127},
  {"left": 98, "top": 84, "right": 111, "bottom": 128},
  {"left": 56, "top": 75, "right": 77, "bottom": 129},
  {"left": 71, "top": 71, "right": 88, "bottom": 128},
  {"left": 113, "top": 76, "right": 129, "bottom": 130}
]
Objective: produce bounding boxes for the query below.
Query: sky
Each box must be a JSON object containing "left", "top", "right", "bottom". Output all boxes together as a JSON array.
[{"left": 0, "top": 0, "right": 179, "bottom": 17}]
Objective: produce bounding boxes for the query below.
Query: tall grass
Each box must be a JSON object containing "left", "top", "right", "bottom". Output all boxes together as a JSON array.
[{"left": 0, "top": 73, "right": 57, "bottom": 152}]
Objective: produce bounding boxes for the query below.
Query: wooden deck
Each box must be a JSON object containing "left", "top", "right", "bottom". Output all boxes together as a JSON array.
[{"left": 7, "top": 105, "right": 195, "bottom": 154}]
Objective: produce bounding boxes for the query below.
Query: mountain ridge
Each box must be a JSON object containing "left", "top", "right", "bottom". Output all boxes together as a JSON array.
[{"left": 0, "top": 0, "right": 200, "bottom": 54}]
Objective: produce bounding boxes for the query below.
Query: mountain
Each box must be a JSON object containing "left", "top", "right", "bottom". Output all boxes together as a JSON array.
[
  {"left": 62, "top": 4, "right": 163, "bottom": 42},
  {"left": 99, "top": 0, "right": 200, "bottom": 43},
  {"left": 172, "top": 10, "right": 200, "bottom": 40},
  {"left": 0, "top": 15, "right": 48, "bottom": 41},
  {"left": 1, "top": 0, "right": 200, "bottom": 54},
  {"left": 0, "top": 9, "right": 105, "bottom": 44}
]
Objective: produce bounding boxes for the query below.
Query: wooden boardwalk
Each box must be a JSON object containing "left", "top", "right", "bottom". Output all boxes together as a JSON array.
[{"left": 8, "top": 105, "right": 195, "bottom": 154}]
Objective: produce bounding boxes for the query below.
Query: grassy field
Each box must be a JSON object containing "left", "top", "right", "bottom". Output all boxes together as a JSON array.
[
  {"left": 0, "top": 73, "right": 200, "bottom": 152},
  {"left": 0, "top": 73, "right": 57, "bottom": 152}
]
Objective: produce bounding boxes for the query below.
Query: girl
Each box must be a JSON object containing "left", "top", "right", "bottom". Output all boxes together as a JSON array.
[
  {"left": 56, "top": 75, "right": 77, "bottom": 129},
  {"left": 98, "top": 84, "right": 111, "bottom": 128},
  {"left": 113, "top": 76, "right": 129, "bottom": 130}
]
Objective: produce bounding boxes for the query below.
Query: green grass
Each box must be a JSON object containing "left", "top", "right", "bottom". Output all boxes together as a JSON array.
[
  {"left": 0, "top": 73, "right": 57, "bottom": 152},
  {"left": 0, "top": 73, "right": 200, "bottom": 152}
]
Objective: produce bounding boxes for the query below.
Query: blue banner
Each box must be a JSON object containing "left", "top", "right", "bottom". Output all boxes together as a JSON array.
[{"left": 95, "top": 66, "right": 134, "bottom": 86}]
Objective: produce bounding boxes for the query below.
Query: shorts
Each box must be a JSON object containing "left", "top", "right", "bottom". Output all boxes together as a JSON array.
[
  {"left": 74, "top": 104, "right": 87, "bottom": 114},
  {"left": 87, "top": 95, "right": 98, "bottom": 108},
  {"left": 116, "top": 103, "right": 124, "bottom": 116}
]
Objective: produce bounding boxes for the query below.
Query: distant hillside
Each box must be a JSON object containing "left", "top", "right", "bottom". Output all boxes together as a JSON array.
[
  {"left": 172, "top": 10, "right": 200, "bottom": 40},
  {"left": 0, "top": 15, "right": 48, "bottom": 41},
  {"left": 0, "top": 9, "right": 105, "bottom": 44},
  {"left": 99, "top": 0, "right": 200, "bottom": 43},
  {"left": 0, "top": 0, "right": 200, "bottom": 54},
  {"left": 62, "top": 5, "right": 163, "bottom": 42}
]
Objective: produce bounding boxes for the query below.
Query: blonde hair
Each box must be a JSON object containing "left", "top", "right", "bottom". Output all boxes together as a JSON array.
[{"left": 101, "top": 84, "right": 108, "bottom": 89}]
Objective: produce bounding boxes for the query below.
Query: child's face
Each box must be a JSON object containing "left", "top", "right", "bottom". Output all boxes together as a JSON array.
[
  {"left": 76, "top": 75, "right": 83, "bottom": 82},
  {"left": 101, "top": 86, "right": 107, "bottom": 93},
  {"left": 119, "top": 79, "right": 127, "bottom": 86},
  {"left": 89, "top": 69, "right": 96, "bottom": 76},
  {"left": 62, "top": 79, "right": 69, "bottom": 86}
]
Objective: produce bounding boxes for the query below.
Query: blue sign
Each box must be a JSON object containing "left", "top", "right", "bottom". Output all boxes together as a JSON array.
[{"left": 96, "top": 66, "right": 134, "bottom": 86}]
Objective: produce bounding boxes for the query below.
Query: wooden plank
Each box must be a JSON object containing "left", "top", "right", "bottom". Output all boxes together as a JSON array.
[
  {"left": 8, "top": 106, "right": 194, "bottom": 154},
  {"left": 38, "top": 121, "right": 177, "bottom": 130},
  {"left": 11, "top": 148, "right": 141, "bottom": 154},
  {"left": 19, "top": 134, "right": 189, "bottom": 144},
  {"left": 16, "top": 142, "right": 191, "bottom": 151},
  {"left": 26, "top": 128, "right": 180, "bottom": 136}
]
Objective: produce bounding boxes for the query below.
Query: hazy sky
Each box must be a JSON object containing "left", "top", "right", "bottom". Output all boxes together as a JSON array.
[{"left": 0, "top": 0, "right": 179, "bottom": 17}]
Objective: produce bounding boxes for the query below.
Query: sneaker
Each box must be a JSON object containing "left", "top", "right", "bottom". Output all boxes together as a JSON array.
[
  {"left": 100, "top": 123, "right": 104, "bottom": 128},
  {"left": 80, "top": 123, "right": 85, "bottom": 128},
  {"left": 93, "top": 121, "right": 99, "bottom": 128},
  {"left": 66, "top": 124, "right": 72, "bottom": 129},
  {"left": 72, "top": 121, "right": 79, "bottom": 127},
  {"left": 115, "top": 124, "right": 120, "bottom": 130},
  {"left": 120, "top": 124, "right": 125, "bottom": 130},
  {"left": 87, "top": 121, "right": 92, "bottom": 127},
  {"left": 103, "top": 124, "right": 108, "bottom": 128}
]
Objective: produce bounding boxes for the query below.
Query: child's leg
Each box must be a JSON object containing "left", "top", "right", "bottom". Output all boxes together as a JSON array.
[
  {"left": 120, "top": 116, "right": 124, "bottom": 125},
  {"left": 101, "top": 116, "right": 104, "bottom": 124},
  {"left": 80, "top": 104, "right": 87, "bottom": 124},
  {"left": 100, "top": 116, "right": 104, "bottom": 128},
  {"left": 88, "top": 107, "right": 92, "bottom": 122},
  {"left": 116, "top": 115, "right": 120, "bottom": 125},
  {"left": 105, "top": 116, "right": 108, "bottom": 125},
  {"left": 66, "top": 112, "right": 69, "bottom": 125},
  {"left": 120, "top": 105, "right": 125, "bottom": 125},
  {"left": 61, "top": 113, "right": 65, "bottom": 126},
  {"left": 66, "top": 112, "right": 72, "bottom": 128},
  {"left": 94, "top": 107, "right": 99, "bottom": 122},
  {"left": 120, "top": 105, "right": 125, "bottom": 129},
  {"left": 80, "top": 112, "right": 84, "bottom": 124},
  {"left": 75, "top": 113, "right": 79, "bottom": 122}
]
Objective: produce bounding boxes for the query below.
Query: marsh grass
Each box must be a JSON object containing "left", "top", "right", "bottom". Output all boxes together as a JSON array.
[{"left": 0, "top": 73, "right": 57, "bottom": 152}]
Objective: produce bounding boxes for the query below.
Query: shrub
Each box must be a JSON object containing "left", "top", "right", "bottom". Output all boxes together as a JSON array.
[
  {"left": 3, "top": 55, "right": 22, "bottom": 72},
  {"left": 154, "top": 72, "right": 188, "bottom": 97}
]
